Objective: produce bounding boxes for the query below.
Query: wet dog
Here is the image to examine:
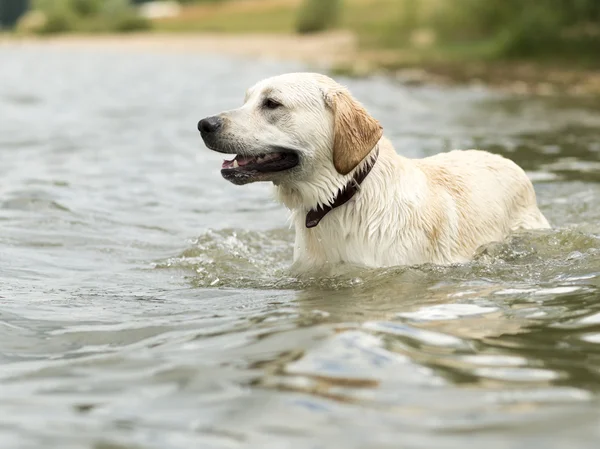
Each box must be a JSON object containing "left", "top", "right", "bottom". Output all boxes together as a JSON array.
[{"left": 198, "top": 73, "right": 549, "bottom": 272}]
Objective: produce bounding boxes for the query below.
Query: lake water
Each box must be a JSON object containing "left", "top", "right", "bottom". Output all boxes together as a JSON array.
[{"left": 1, "top": 43, "right": 599, "bottom": 449}]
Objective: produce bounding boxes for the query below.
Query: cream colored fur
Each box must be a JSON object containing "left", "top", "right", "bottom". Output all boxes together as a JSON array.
[{"left": 205, "top": 73, "right": 550, "bottom": 272}]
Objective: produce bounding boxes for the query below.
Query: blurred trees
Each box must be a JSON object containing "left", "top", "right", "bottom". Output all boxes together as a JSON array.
[
  {"left": 291, "top": 0, "right": 600, "bottom": 60},
  {"left": 465, "top": 0, "right": 600, "bottom": 57},
  {"left": 378, "top": 0, "right": 600, "bottom": 60},
  {"left": 295, "top": 0, "right": 340, "bottom": 34},
  {"left": 10, "top": 0, "right": 600, "bottom": 62},
  {"left": 0, "top": 0, "right": 29, "bottom": 28},
  {"left": 176, "top": 0, "right": 225, "bottom": 3},
  {"left": 25, "top": 0, "right": 150, "bottom": 33}
]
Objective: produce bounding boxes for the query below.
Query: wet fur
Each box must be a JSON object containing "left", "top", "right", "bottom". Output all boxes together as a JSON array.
[{"left": 204, "top": 73, "right": 550, "bottom": 272}]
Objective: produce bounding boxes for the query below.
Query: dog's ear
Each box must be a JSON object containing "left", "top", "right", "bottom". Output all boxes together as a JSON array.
[{"left": 328, "top": 90, "right": 383, "bottom": 175}]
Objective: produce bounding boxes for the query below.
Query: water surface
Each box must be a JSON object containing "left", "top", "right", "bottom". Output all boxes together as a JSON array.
[{"left": 1, "top": 44, "right": 600, "bottom": 449}]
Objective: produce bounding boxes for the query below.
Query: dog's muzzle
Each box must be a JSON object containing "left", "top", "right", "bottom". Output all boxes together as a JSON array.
[{"left": 198, "top": 116, "right": 223, "bottom": 136}]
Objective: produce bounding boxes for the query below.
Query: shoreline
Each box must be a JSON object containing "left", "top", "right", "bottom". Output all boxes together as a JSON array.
[
  {"left": 0, "top": 31, "right": 356, "bottom": 65},
  {"left": 3, "top": 32, "right": 600, "bottom": 96}
]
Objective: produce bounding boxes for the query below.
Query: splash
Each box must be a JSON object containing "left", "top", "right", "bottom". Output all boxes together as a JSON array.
[{"left": 155, "top": 227, "right": 600, "bottom": 290}]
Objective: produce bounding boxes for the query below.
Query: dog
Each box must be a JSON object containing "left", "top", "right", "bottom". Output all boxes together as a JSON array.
[{"left": 198, "top": 73, "right": 550, "bottom": 272}]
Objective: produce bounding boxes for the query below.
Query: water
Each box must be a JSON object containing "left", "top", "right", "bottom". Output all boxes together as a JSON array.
[{"left": 1, "top": 43, "right": 599, "bottom": 449}]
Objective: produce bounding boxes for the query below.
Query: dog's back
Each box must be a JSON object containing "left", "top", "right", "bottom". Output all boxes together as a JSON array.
[{"left": 416, "top": 149, "right": 549, "bottom": 261}]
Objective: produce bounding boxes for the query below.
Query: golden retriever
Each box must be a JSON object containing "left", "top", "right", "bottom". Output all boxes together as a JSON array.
[{"left": 198, "top": 73, "right": 549, "bottom": 272}]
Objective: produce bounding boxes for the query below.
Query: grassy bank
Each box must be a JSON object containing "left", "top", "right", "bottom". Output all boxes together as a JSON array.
[
  {"left": 151, "top": 0, "right": 394, "bottom": 36},
  {"left": 152, "top": 0, "right": 298, "bottom": 33}
]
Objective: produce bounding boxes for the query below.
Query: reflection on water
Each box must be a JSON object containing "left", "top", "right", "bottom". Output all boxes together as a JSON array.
[{"left": 0, "top": 43, "right": 599, "bottom": 449}]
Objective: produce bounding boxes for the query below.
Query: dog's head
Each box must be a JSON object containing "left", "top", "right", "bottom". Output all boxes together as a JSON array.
[{"left": 198, "top": 73, "right": 382, "bottom": 189}]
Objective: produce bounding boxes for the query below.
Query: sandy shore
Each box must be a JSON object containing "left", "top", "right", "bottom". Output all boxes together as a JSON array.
[
  {"left": 3, "top": 32, "right": 600, "bottom": 95},
  {"left": 1, "top": 31, "right": 358, "bottom": 67}
]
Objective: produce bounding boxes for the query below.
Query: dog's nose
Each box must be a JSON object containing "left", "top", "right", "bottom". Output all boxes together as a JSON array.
[{"left": 198, "top": 116, "right": 223, "bottom": 134}]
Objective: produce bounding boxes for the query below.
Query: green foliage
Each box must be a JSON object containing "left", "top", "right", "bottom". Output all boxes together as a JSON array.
[
  {"left": 31, "top": 0, "right": 150, "bottom": 34},
  {"left": 70, "top": 0, "right": 102, "bottom": 17},
  {"left": 113, "top": 13, "right": 151, "bottom": 32},
  {"left": 177, "top": 0, "right": 227, "bottom": 3},
  {"left": 32, "top": 0, "right": 77, "bottom": 33},
  {"left": 489, "top": 0, "right": 600, "bottom": 57},
  {"left": 41, "top": 11, "right": 76, "bottom": 34},
  {"left": 295, "top": 0, "right": 340, "bottom": 34},
  {"left": 373, "top": 0, "right": 600, "bottom": 60}
]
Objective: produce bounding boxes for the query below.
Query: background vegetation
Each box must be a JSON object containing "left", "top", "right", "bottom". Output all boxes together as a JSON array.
[
  {"left": 25, "top": 0, "right": 150, "bottom": 33},
  {"left": 377, "top": 0, "right": 600, "bottom": 62},
  {"left": 148, "top": 0, "right": 600, "bottom": 63},
  {"left": 295, "top": 0, "right": 339, "bottom": 34},
  {"left": 10, "top": 0, "right": 600, "bottom": 66}
]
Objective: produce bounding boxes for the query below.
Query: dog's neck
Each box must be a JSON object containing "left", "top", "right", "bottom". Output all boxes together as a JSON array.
[
  {"left": 305, "top": 146, "right": 379, "bottom": 228},
  {"left": 273, "top": 142, "right": 386, "bottom": 219}
]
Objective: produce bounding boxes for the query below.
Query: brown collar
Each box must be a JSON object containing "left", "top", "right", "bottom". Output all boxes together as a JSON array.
[{"left": 305, "top": 147, "right": 379, "bottom": 228}]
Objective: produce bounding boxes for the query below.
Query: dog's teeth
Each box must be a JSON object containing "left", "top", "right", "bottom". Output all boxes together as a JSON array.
[{"left": 232, "top": 160, "right": 239, "bottom": 168}]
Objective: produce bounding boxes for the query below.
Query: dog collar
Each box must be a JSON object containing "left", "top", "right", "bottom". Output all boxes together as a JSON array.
[{"left": 305, "top": 147, "right": 379, "bottom": 228}]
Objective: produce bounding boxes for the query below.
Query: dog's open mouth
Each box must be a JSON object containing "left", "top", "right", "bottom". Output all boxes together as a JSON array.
[{"left": 221, "top": 151, "right": 299, "bottom": 174}]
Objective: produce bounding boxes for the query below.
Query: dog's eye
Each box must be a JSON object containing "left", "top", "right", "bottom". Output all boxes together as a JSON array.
[{"left": 263, "top": 98, "right": 282, "bottom": 110}]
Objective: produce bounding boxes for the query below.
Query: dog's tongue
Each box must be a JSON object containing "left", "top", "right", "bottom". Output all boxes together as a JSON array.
[
  {"left": 221, "top": 153, "right": 282, "bottom": 169},
  {"left": 221, "top": 155, "right": 254, "bottom": 169}
]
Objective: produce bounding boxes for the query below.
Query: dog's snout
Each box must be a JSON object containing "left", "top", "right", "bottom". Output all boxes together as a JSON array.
[{"left": 198, "top": 116, "right": 223, "bottom": 134}]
